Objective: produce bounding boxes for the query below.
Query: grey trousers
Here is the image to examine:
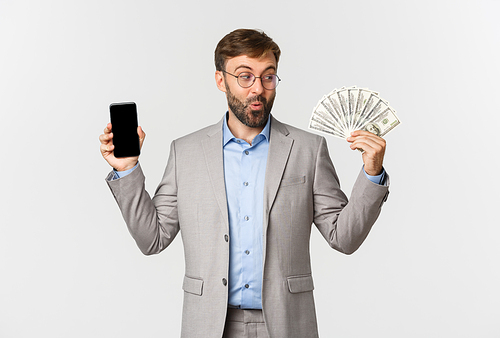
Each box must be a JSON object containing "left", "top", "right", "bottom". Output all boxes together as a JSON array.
[{"left": 222, "top": 308, "right": 270, "bottom": 338}]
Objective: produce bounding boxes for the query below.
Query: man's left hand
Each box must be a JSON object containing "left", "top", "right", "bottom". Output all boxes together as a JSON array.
[{"left": 347, "top": 130, "right": 386, "bottom": 176}]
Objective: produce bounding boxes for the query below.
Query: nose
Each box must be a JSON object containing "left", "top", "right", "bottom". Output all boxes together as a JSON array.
[{"left": 250, "top": 77, "right": 265, "bottom": 95}]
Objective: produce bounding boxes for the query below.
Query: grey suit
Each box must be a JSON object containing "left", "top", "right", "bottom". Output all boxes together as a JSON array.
[{"left": 107, "top": 115, "right": 389, "bottom": 338}]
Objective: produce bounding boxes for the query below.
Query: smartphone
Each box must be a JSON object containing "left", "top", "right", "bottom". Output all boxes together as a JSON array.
[{"left": 109, "top": 102, "right": 141, "bottom": 158}]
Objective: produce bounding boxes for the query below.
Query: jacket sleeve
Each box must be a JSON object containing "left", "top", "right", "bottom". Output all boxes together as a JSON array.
[
  {"left": 313, "top": 137, "right": 389, "bottom": 254},
  {"left": 106, "top": 141, "right": 180, "bottom": 255}
]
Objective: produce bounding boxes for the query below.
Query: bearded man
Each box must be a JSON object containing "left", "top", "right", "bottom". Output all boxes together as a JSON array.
[{"left": 99, "top": 28, "right": 389, "bottom": 338}]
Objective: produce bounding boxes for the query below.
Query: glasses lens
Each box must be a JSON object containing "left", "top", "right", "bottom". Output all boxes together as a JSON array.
[
  {"left": 237, "top": 73, "right": 255, "bottom": 88},
  {"left": 262, "top": 74, "right": 279, "bottom": 90}
]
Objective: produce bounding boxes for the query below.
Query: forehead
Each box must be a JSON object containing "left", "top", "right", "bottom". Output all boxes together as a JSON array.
[{"left": 225, "top": 52, "right": 277, "bottom": 72}]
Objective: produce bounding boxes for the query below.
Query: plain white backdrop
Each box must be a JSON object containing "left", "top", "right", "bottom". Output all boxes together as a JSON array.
[{"left": 1, "top": 0, "right": 499, "bottom": 337}]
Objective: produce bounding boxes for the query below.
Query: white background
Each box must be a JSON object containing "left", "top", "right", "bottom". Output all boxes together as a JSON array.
[{"left": 1, "top": 0, "right": 499, "bottom": 337}]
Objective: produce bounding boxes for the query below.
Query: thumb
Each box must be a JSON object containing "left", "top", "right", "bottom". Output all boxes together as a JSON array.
[{"left": 138, "top": 126, "right": 146, "bottom": 148}]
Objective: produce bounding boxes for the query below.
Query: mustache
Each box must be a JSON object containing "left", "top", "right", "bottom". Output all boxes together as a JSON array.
[{"left": 246, "top": 95, "right": 267, "bottom": 105}]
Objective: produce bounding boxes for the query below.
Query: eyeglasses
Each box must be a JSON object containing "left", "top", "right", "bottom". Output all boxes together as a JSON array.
[{"left": 222, "top": 70, "right": 281, "bottom": 90}]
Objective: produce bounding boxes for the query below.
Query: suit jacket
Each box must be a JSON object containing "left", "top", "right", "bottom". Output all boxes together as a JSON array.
[{"left": 107, "top": 115, "right": 389, "bottom": 338}]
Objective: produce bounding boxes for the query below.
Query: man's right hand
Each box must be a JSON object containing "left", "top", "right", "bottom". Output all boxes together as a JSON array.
[{"left": 99, "top": 122, "right": 146, "bottom": 172}]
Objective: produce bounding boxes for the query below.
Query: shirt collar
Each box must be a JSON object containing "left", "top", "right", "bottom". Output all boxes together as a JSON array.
[{"left": 222, "top": 112, "right": 271, "bottom": 146}]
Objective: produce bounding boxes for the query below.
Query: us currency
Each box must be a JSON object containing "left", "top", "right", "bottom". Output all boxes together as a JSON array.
[
  {"left": 353, "top": 91, "right": 378, "bottom": 131},
  {"left": 336, "top": 88, "right": 350, "bottom": 133},
  {"left": 317, "top": 97, "right": 345, "bottom": 135},
  {"left": 354, "top": 97, "right": 391, "bottom": 131},
  {"left": 361, "top": 107, "right": 401, "bottom": 137},
  {"left": 309, "top": 119, "right": 345, "bottom": 139},
  {"left": 347, "top": 87, "right": 358, "bottom": 133},
  {"left": 352, "top": 89, "right": 376, "bottom": 131},
  {"left": 309, "top": 86, "right": 400, "bottom": 141},
  {"left": 321, "top": 92, "right": 347, "bottom": 133},
  {"left": 309, "top": 116, "right": 346, "bottom": 139},
  {"left": 310, "top": 100, "right": 345, "bottom": 133}
]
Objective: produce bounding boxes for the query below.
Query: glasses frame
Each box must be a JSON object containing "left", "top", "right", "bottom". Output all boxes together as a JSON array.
[{"left": 222, "top": 70, "right": 281, "bottom": 90}]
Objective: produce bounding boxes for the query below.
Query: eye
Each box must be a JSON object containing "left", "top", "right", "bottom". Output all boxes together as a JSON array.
[
  {"left": 262, "top": 74, "right": 276, "bottom": 82},
  {"left": 238, "top": 73, "right": 253, "bottom": 81}
]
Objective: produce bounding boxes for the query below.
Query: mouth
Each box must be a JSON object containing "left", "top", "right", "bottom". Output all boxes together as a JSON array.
[{"left": 250, "top": 102, "right": 263, "bottom": 109}]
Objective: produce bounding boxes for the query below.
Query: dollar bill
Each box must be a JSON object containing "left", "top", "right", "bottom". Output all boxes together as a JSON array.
[
  {"left": 354, "top": 96, "right": 391, "bottom": 131},
  {"left": 315, "top": 97, "right": 345, "bottom": 134},
  {"left": 347, "top": 87, "right": 358, "bottom": 133},
  {"left": 336, "top": 88, "right": 350, "bottom": 133},
  {"left": 309, "top": 86, "right": 400, "bottom": 140},
  {"left": 309, "top": 116, "right": 346, "bottom": 139},
  {"left": 352, "top": 88, "right": 375, "bottom": 131},
  {"left": 362, "top": 107, "right": 401, "bottom": 137}
]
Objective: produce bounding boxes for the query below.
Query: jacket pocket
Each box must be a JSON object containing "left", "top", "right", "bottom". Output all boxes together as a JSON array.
[
  {"left": 182, "top": 275, "right": 204, "bottom": 296},
  {"left": 280, "top": 175, "right": 306, "bottom": 187},
  {"left": 286, "top": 274, "right": 314, "bottom": 294}
]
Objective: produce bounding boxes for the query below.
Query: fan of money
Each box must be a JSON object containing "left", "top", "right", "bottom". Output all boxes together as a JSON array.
[{"left": 308, "top": 86, "right": 401, "bottom": 140}]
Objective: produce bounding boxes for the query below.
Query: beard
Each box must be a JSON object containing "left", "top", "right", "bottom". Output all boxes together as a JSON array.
[{"left": 226, "top": 85, "right": 275, "bottom": 128}]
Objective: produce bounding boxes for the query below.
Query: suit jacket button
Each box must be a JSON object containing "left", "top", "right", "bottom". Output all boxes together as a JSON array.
[
  {"left": 224, "top": 234, "right": 229, "bottom": 242},
  {"left": 222, "top": 278, "right": 227, "bottom": 286}
]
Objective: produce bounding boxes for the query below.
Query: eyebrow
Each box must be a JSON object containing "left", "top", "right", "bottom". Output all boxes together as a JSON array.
[{"left": 234, "top": 65, "right": 277, "bottom": 73}]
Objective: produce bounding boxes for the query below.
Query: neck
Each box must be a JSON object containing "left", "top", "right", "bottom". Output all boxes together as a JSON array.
[{"left": 227, "top": 111, "right": 266, "bottom": 145}]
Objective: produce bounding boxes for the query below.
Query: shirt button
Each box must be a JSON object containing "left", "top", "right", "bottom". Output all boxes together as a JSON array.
[
  {"left": 243, "top": 182, "right": 249, "bottom": 186},
  {"left": 244, "top": 150, "right": 249, "bottom": 155},
  {"left": 222, "top": 278, "right": 227, "bottom": 286},
  {"left": 237, "top": 140, "right": 241, "bottom": 143},
  {"left": 244, "top": 216, "right": 249, "bottom": 221},
  {"left": 245, "top": 284, "right": 249, "bottom": 288},
  {"left": 224, "top": 234, "right": 229, "bottom": 242},
  {"left": 245, "top": 250, "right": 250, "bottom": 255}
]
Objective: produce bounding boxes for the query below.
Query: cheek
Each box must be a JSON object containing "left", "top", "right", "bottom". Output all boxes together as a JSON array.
[
  {"left": 234, "top": 90, "right": 250, "bottom": 102},
  {"left": 266, "top": 91, "right": 276, "bottom": 103}
]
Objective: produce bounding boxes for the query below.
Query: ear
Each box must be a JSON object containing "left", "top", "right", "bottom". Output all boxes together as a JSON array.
[{"left": 215, "top": 71, "right": 227, "bottom": 93}]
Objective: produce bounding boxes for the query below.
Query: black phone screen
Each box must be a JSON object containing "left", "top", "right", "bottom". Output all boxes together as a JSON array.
[{"left": 109, "top": 102, "right": 141, "bottom": 158}]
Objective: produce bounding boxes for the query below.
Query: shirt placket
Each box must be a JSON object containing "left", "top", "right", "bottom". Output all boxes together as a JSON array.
[{"left": 239, "top": 142, "right": 254, "bottom": 308}]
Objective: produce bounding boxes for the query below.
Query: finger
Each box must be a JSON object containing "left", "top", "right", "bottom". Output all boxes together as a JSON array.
[
  {"left": 350, "top": 130, "right": 378, "bottom": 137},
  {"left": 350, "top": 140, "right": 372, "bottom": 151},
  {"left": 350, "top": 138, "right": 382, "bottom": 153},
  {"left": 350, "top": 135, "right": 386, "bottom": 152},
  {"left": 138, "top": 126, "right": 146, "bottom": 148},
  {"left": 137, "top": 126, "right": 146, "bottom": 140},
  {"left": 349, "top": 131, "right": 385, "bottom": 146},
  {"left": 349, "top": 130, "right": 383, "bottom": 141},
  {"left": 100, "top": 143, "right": 114, "bottom": 154},
  {"left": 348, "top": 133, "right": 385, "bottom": 148},
  {"left": 99, "top": 132, "right": 113, "bottom": 144},
  {"left": 104, "top": 123, "right": 112, "bottom": 134}
]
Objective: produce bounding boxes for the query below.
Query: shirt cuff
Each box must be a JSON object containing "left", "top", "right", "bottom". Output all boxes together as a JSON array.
[
  {"left": 363, "top": 166, "right": 386, "bottom": 185},
  {"left": 111, "top": 162, "right": 139, "bottom": 180}
]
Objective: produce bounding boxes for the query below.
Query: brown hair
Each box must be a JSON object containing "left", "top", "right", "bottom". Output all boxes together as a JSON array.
[{"left": 214, "top": 29, "right": 281, "bottom": 71}]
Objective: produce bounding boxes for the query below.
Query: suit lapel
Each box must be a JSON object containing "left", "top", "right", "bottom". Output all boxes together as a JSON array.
[
  {"left": 263, "top": 116, "right": 294, "bottom": 225},
  {"left": 201, "top": 118, "right": 229, "bottom": 229}
]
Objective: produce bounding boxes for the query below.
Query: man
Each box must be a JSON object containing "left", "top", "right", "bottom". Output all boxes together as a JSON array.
[{"left": 100, "top": 29, "right": 389, "bottom": 338}]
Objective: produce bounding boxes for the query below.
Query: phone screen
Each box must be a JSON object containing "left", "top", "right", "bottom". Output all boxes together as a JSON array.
[{"left": 109, "top": 102, "right": 140, "bottom": 158}]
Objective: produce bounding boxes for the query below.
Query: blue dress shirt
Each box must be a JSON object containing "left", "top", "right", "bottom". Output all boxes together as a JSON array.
[{"left": 223, "top": 115, "right": 270, "bottom": 309}]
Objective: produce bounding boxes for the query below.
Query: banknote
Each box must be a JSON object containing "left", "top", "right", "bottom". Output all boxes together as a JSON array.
[
  {"left": 362, "top": 107, "right": 400, "bottom": 137},
  {"left": 308, "top": 87, "right": 400, "bottom": 140},
  {"left": 315, "top": 98, "right": 344, "bottom": 133}
]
